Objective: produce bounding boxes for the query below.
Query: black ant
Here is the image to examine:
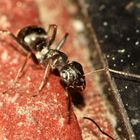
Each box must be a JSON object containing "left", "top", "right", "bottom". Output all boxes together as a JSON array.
[{"left": 0, "top": 25, "right": 86, "bottom": 94}]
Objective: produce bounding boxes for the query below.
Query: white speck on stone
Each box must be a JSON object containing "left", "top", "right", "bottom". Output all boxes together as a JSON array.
[
  {"left": 99, "top": 4, "right": 106, "bottom": 11},
  {"left": 7, "top": 79, "right": 14, "bottom": 87},
  {"left": 136, "top": 29, "right": 139, "bottom": 33},
  {"left": 103, "top": 21, "right": 108, "bottom": 26},
  {"left": 104, "top": 34, "right": 108, "bottom": 39},
  {"left": 9, "top": 71, "right": 13, "bottom": 75},
  {"left": 126, "top": 37, "right": 130, "bottom": 41},
  {"left": 0, "top": 15, "right": 10, "bottom": 28},
  {"left": 131, "top": 118, "right": 140, "bottom": 125},
  {"left": 118, "top": 49, "right": 125, "bottom": 53},
  {"left": 52, "top": 138, "right": 60, "bottom": 140},
  {"left": 17, "top": 83, "right": 21, "bottom": 87},
  {"left": 54, "top": 98, "right": 57, "bottom": 103},
  {"left": 125, "top": 86, "right": 128, "bottom": 89},
  {"left": 27, "top": 76, "right": 31, "bottom": 81},
  {"left": 47, "top": 82, "right": 50, "bottom": 86},
  {"left": 1, "top": 50, "right": 9, "bottom": 62},
  {"left": 112, "top": 57, "right": 115, "bottom": 60},
  {"left": 17, "top": 122, "right": 24, "bottom": 126},
  {"left": 135, "top": 41, "right": 139, "bottom": 46},
  {"left": 3, "top": 137, "right": 8, "bottom": 140},
  {"left": 0, "top": 81, "right": 4, "bottom": 85},
  {"left": 10, "top": 58, "right": 18, "bottom": 64},
  {"left": 26, "top": 90, "right": 29, "bottom": 93},
  {"left": 37, "top": 130, "right": 41, "bottom": 133},
  {"left": 72, "top": 19, "right": 85, "bottom": 32},
  {"left": 127, "top": 54, "right": 131, "bottom": 58},
  {"left": 113, "top": 64, "right": 117, "bottom": 67},
  {"left": 59, "top": 117, "right": 64, "bottom": 128},
  {"left": 10, "top": 93, "right": 19, "bottom": 103},
  {"left": 117, "top": 127, "right": 122, "bottom": 132},
  {"left": 106, "top": 54, "right": 110, "bottom": 58},
  {"left": 0, "top": 102, "right": 3, "bottom": 107},
  {"left": 131, "top": 134, "right": 135, "bottom": 138}
]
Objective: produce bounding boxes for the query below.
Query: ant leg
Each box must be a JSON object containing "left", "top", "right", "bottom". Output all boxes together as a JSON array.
[
  {"left": 0, "top": 29, "right": 29, "bottom": 55},
  {"left": 67, "top": 91, "right": 72, "bottom": 123},
  {"left": 55, "top": 33, "right": 69, "bottom": 50},
  {"left": 85, "top": 67, "right": 140, "bottom": 80},
  {"left": 14, "top": 53, "right": 31, "bottom": 83},
  {"left": 47, "top": 24, "right": 57, "bottom": 46},
  {"left": 108, "top": 68, "right": 140, "bottom": 79},
  {"left": 83, "top": 117, "right": 115, "bottom": 140},
  {"left": 38, "top": 62, "right": 51, "bottom": 92},
  {"left": 3, "top": 53, "right": 31, "bottom": 94}
]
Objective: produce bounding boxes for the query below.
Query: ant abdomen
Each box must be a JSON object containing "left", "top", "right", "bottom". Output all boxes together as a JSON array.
[
  {"left": 17, "top": 25, "right": 47, "bottom": 52},
  {"left": 60, "top": 61, "right": 86, "bottom": 92}
]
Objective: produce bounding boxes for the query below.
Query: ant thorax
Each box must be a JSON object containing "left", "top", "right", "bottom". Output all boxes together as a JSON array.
[
  {"left": 35, "top": 47, "right": 49, "bottom": 63},
  {"left": 35, "top": 45, "right": 69, "bottom": 72},
  {"left": 42, "top": 49, "right": 68, "bottom": 71}
]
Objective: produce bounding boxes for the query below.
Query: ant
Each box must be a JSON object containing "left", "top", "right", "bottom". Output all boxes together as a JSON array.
[{"left": 0, "top": 24, "right": 86, "bottom": 116}]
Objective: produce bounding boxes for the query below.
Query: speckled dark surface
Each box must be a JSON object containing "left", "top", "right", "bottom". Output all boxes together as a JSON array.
[{"left": 86, "top": 0, "right": 140, "bottom": 139}]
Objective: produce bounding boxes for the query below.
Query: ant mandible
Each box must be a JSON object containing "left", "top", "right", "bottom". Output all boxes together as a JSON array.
[{"left": 0, "top": 25, "right": 86, "bottom": 97}]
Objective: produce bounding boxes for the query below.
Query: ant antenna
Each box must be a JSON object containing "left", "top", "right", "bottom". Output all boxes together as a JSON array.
[
  {"left": 108, "top": 68, "right": 140, "bottom": 79},
  {"left": 46, "top": 24, "right": 57, "bottom": 47},
  {"left": 83, "top": 117, "right": 115, "bottom": 140},
  {"left": 56, "top": 33, "right": 69, "bottom": 50},
  {"left": 0, "top": 29, "right": 29, "bottom": 54},
  {"left": 85, "top": 67, "right": 140, "bottom": 80}
]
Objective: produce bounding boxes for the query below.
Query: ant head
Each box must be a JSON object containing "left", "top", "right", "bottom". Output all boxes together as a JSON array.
[
  {"left": 17, "top": 25, "right": 47, "bottom": 52},
  {"left": 60, "top": 61, "right": 86, "bottom": 92}
]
